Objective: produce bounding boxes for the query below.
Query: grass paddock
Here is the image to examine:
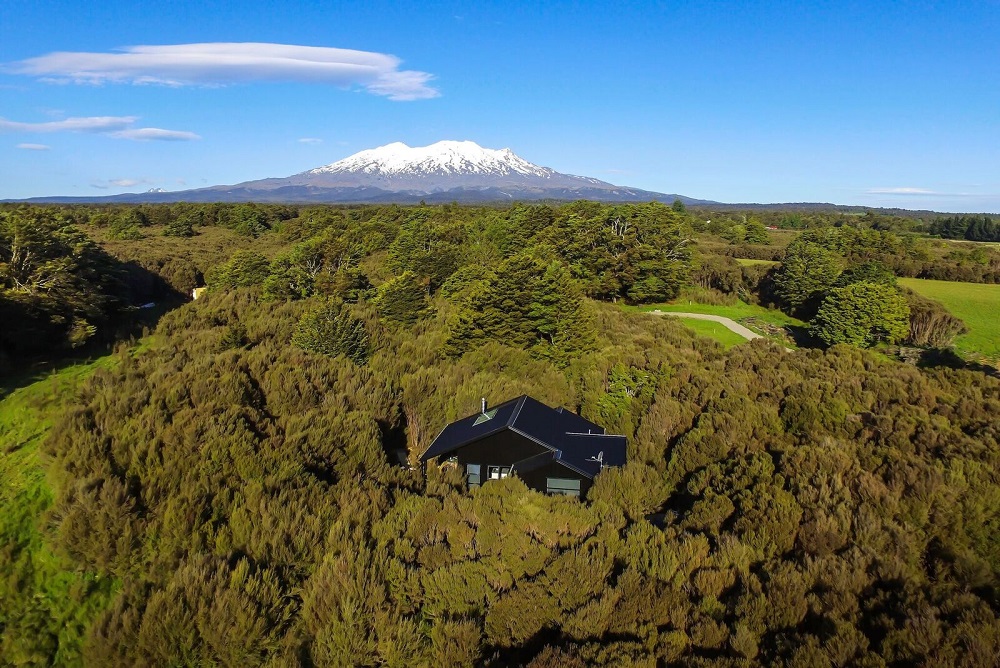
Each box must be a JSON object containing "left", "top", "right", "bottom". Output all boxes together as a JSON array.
[{"left": 898, "top": 277, "right": 1000, "bottom": 361}]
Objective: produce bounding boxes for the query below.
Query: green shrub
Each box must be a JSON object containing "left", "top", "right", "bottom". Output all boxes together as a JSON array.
[
  {"left": 293, "top": 300, "right": 370, "bottom": 364},
  {"left": 811, "top": 282, "right": 910, "bottom": 347}
]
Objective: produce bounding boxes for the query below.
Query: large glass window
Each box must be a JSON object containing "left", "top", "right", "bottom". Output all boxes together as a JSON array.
[
  {"left": 467, "top": 464, "right": 481, "bottom": 488},
  {"left": 546, "top": 477, "right": 581, "bottom": 497}
]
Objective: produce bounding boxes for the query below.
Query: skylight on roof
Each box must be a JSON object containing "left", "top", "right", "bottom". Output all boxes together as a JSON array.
[{"left": 473, "top": 408, "right": 498, "bottom": 426}]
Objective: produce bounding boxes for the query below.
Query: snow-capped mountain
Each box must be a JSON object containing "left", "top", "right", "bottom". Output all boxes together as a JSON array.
[
  {"left": 308, "top": 140, "right": 557, "bottom": 179},
  {"left": 232, "top": 140, "right": 669, "bottom": 199},
  {"left": 12, "top": 141, "right": 711, "bottom": 205}
]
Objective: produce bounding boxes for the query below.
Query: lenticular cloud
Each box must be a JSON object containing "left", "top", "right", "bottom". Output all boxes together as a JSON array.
[{"left": 10, "top": 42, "right": 439, "bottom": 101}]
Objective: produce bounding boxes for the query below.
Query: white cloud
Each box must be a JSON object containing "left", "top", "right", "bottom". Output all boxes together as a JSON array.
[
  {"left": 16, "top": 143, "right": 51, "bottom": 150},
  {"left": 298, "top": 137, "right": 323, "bottom": 145},
  {"left": 92, "top": 178, "right": 150, "bottom": 189},
  {"left": 0, "top": 115, "right": 199, "bottom": 141},
  {"left": 110, "top": 127, "right": 200, "bottom": 141},
  {"left": 0, "top": 116, "right": 137, "bottom": 133},
  {"left": 867, "top": 187, "right": 937, "bottom": 195},
  {"left": 866, "top": 187, "right": 974, "bottom": 197},
  {"left": 10, "top": 42, "right": 439, "bottom": 101}
]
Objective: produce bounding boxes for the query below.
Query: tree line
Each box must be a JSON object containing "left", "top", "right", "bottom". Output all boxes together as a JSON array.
[{"left": 929, "top": 215, "right": 1000, "bottom": 242}]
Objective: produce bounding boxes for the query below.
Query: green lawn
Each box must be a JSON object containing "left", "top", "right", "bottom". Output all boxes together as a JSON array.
[
  {"left": 735, "top": 258, "right": 779, "bottom": 267},
  {"left": 628, "top": 300, "right": 806, "bottom": 347},
  {"left": 634, "top": 300, "right": 804, "bottom": 327},
  {"left": 898, "top": 277, "right": 1000, "bottom": 361},
  {"left": 0, "top": 356, "right": 118, "bottom": 663},
  {"left": 674, "top": 318, "right": 749, "bottom": 348}
]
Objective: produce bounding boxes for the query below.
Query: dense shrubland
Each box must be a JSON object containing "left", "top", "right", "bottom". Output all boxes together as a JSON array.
[
  {"left": 25, "top": 287, "right": 1000, "bottom": 666},
  {"left": 3, "top": 201, "right": 999, "bottom": 666}
]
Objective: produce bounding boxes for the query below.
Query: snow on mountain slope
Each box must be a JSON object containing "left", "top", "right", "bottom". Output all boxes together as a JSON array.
[{"left": 307, "top": 140, "right": 559, "bottom": 178}]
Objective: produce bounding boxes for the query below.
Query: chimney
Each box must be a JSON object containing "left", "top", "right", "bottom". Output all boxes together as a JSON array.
[{"left": 481, "top": 397, "right": 487, "bottom": 414}]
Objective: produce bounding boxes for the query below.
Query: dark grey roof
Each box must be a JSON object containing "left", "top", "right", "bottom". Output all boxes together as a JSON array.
[
  {"left": 554, "top": 406, "right": 606, "bottom": 435},
  {"left": 420, "top": 395, "right": 626, "bottom": 480},
  {"left": 558, "top": 432, "right": 627, "bottom": 478},
  {"left": 419, "top": 396, "right": 523, "bottom": 461}
]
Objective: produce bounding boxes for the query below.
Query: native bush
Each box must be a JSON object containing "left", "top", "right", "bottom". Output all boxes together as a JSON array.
[
  {"left": 811, "top": 282, "right": 911, "bottom": 347},
  {"left": 293, "top": 300, "right": 371, "bottom": 364},
  {"left": 903, "top": 288, "right": 969, "bottom": 348}
]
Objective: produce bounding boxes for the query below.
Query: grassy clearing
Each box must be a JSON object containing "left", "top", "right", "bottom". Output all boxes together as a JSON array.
[
  {"left": 632, "top": 300, "right": 805, "bottom": 328},
  {"left": 735, "top": 258, "right": 779, "bottom": 267},
  {"left": 673, "top": 318, "right": 749, "bottom": 348},
  {"left": 0, "top": 356, "right": 118, "bottom": 664},
  {"left": 627, "top": 300, "right": 806, "bottom": 348},
  {"left": 939, "top": 239, "right": 1000, "bottom": 249},
  {"left": 898, "top": 277, "right": 1000, "bottom": 361}
]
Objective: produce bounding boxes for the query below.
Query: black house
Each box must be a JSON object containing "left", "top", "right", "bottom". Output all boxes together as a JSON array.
[{"left": 419, "top": 395, "right": 627, "bottom": 499}]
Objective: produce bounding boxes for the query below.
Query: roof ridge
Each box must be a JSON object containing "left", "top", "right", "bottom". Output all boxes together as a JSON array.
[
  {"left": 507, "top": 394, "right": 528, "bottom": 428},
  {"left": 509, "top": 425, "right": 559, "bottom": 454}
]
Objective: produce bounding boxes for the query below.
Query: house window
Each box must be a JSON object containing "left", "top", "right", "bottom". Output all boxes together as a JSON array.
[
  {"left": 488, "top": 466, "right": 511, "bottom": 480},
  {"left": 546, "top": 477, "right": 581, "bottom": 497},
  {"left": 467, "top": 464, "right": 481, "bottom": 488}
]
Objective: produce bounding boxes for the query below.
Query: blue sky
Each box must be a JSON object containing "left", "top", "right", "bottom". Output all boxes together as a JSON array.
[{"left": 1, "top": 0, "right": 998, "bottom": 212}]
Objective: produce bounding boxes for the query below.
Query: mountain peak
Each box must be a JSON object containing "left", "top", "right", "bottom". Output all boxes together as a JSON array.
[{"left": 307, "top": 140, "right": 554, "bottom": 179}]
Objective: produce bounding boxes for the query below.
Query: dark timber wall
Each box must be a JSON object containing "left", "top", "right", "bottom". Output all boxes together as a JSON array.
[
  {"left": 517, "top": 460, "right": 593, "bottom": 499},
  {"left": 445, "top": 431, "right": 592, "bottom": 498},
  {"left": 454, "top": 431, "right": 546, "bottom": 470}
]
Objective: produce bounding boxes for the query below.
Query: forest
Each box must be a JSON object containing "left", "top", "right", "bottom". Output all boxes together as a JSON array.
[{"left": 2, "top": 201, "right": 1000, "bottom": 666}]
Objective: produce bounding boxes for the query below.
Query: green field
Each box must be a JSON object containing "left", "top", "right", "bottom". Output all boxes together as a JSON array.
[
  {"left": 735, "top": 258, "right": 779, "bottom": 267},
  {"left": 898, "top": 277, "right": 1000, "bottom": 361},
  {"left": 673, "top": 318, "right": 749, "bottom": 348},
  {"left": 0, "top": 357, "right": 117, "bottom": 663}
]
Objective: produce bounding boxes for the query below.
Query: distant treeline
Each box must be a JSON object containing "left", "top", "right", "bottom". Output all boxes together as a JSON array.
[
  {"left": 5, "top": 201, "right": 995, "bottom": 377},
  {"left": 0, "top": 201, "right": 691, "bottom": 374},
  {"left": 698, "top": 216, "right": 1000, "bottom": 284},
  {"left": 928, "top": 214, "right": 1000, "bottom": 242}
]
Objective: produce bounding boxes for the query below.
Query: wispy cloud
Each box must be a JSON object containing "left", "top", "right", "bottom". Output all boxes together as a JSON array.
[
  {"left": 0, "top": 115, "right": 199, "bottom": 141},
  {"left": 110, "top": 127, "right": 200, "bottom": 141},
  {"left": 867, "top": 187, "right": 936, "bottom": 195},
  {"left": 92, "top": 177, "right": 150, "bottom": 189},
  {"left": 9, "top": 42, "right": 440, "bottom": 101},
  {"left": 298, "top": 137, "right": 323, "bottom": 145},
  {"left": 16, "top": 143, "right": 51, "bottom": 150},
  {"left": 0, "top": 116, "right": 137, "bottom": 133},
  {"left": 866, "top": 187, "right": 973, "bottom": 197}
]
